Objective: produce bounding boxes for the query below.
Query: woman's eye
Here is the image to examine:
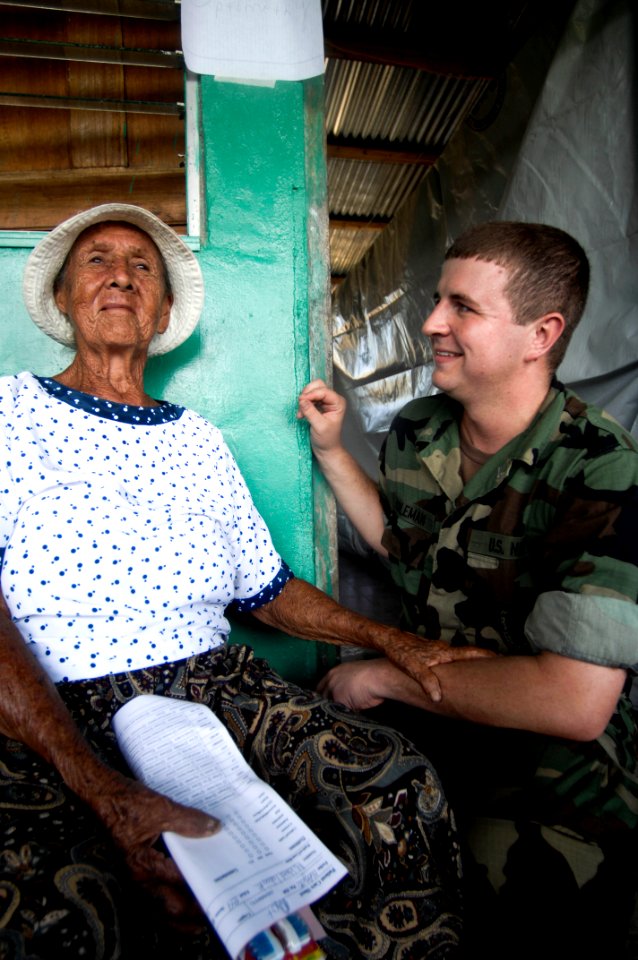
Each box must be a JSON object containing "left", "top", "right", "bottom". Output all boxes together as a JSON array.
[{"left": 134, "top": 262, "right": 149, "bottom": 271}]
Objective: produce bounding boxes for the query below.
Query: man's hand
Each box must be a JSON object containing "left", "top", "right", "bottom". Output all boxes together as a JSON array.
[
  {"left": 90, "top": 770, "right": 220, "bottom": 928},
  {"left": 296, "top": 382, "right": 387, "bottom": 553},
  {"left": 317, "top": 659, "right": 396, "bottom": 710},
  {"left": 297, "top": 379, "right": 347, "bottom": 455}
]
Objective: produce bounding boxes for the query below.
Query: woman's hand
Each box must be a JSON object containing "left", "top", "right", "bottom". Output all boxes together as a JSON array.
[
  {"left": 317, "top": 643, "right": 498, "bottom": 712},
  {"left": 90, "top": 770, "right": 220, "bottom": 927},
  {"left": 0, "top": 600, "right": 219, "bottom": 927},
  {"left": 378, "top": 633, "right": 498, "bottom": 701}
]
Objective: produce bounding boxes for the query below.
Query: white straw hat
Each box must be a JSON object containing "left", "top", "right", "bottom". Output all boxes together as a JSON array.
[{"left": 22, "top": 203, "right": 204, "bottom": 356}]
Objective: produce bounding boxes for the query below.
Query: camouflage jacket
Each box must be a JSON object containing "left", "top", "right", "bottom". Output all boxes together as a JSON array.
[{"left": 379, "top": 383, "right": 638, "bottom": 837}]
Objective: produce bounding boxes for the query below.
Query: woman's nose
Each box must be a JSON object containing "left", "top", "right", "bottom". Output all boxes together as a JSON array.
[{"left": 107, "top": 259, "right": 134, "bottom": 288}]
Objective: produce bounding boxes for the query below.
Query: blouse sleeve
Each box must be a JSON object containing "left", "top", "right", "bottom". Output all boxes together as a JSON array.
[{"left": 214, "top": 437, "right": 294, "bottom": 609}]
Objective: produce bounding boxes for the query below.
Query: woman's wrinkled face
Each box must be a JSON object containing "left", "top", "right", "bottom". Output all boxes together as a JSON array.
[{"left": 54, "top": 222, "right": 173, "bottom": 354}]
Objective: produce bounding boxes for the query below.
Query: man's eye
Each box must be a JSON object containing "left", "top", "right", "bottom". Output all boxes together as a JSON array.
[
  {"left": 134, "top": 262, "right": 149, "bottom": 271},
  {"left": 89, "top": 256, "right": 103, "bottom": 264}
]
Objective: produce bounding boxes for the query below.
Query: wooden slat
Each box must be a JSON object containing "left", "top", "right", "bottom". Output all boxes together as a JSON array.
[
  {"left": 122, "top": 17, "right": 184, "bottom": 170},
  {"left": 0, "top": 7, "right": 186, "bottom": 232},
  {"left": 67, "top": 16, "right": 125, "bottom": 168},
  {"left": 0, "top": 38, "right": 183, "bottom": 69},
  {"left": 0, "top": 40, "right": 72, "bottom": 170},
  {"left": 0, "top": 167, "right": 186, "bottom": 230},
  {"left": 0, "top": 7, "right": 180, "bottom": 43},
  {"left": 0, "top": 0, "right": 179, "bottom": 20},
  {"left": 0, "top": 93, "right": 182, "bottom": 114},
  {"left": 0, "top": 164, "right": 182, "bottom": 182}
]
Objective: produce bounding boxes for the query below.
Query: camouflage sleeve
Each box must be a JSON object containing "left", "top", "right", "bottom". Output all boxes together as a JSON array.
[
  {"left": 525, "top": 593, "right": 638, "bottom": 670},
  {"left": 525, "top": 442, "right": 638, "bottom": 671}
]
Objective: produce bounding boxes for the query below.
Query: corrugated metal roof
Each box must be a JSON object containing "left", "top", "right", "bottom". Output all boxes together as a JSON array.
[
  {"left": 322, "top": 0, "right": 542, "bottom": 280},
  {"left": 322, "top": 0, "right": 416, "bottom": 34},
  {"left": 325, "top": 59, "right": 489, "bottom": 146},
  {"left": 328, "top": 157, "right": 427, "bottom": 218},
  {"left": 329, "top": 225, "right": 380, "bottom": 278}
]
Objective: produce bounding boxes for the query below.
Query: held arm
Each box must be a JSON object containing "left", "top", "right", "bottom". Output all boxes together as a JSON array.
[
  {"left": 252, "top": 577, "right": 494, "bottom": 701},
  {"left": 318, "top": 651, "right": 626, "bottom": 741}
]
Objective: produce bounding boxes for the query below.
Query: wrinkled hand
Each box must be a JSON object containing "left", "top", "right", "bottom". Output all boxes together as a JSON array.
[
  {"left": 91, "top": 771, "right": 220, "bottom": 928},
  {"left": 375, "top": 633, "right": 498, "bottom": 701},
  {"left": 297, "top": 380, "right": 347, "bottom": 455}
]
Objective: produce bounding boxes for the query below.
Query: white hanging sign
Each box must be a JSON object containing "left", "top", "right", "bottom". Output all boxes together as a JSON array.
[{"left": 181, "top": 0, "right": 325, "bottom": 82}]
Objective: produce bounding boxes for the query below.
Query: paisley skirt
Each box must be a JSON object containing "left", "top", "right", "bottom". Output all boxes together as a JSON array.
[{"left": 0, "top": 644, "right": 462, "bottom": 958}]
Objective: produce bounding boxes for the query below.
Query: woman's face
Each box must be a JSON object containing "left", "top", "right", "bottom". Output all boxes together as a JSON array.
[{"left": 54, "top": 222, "right": 173, "bottom": 355}]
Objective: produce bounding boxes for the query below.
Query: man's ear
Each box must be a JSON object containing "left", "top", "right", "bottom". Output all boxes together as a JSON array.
[{"left": 527, "top": 312, "right": 565, "bottom": 361}]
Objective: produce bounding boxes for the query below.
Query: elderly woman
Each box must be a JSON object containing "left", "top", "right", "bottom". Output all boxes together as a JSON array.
[{"left": 0, "top": 204, "right": 480, "bottom": 959}]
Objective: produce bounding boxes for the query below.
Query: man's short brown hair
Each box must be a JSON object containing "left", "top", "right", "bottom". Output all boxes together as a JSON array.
[{"left": 445, "top": 221, "right": 590, "bottom": 372}]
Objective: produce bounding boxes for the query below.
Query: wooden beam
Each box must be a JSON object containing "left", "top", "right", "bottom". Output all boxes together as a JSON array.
[
  {"left": 0, "top": 38, "right": 183, "bottom": 68},
  {"left": 0, "top": 92, "right": 183, "bottom": 114},
  {"left": 0, "top": 0, "right": 179, "bottom": 18},
  {"left": 327, "top": 135, "right": 438, "bottom": 167},
  {"left": 329, "top": 214, "right": 390, "bottom": 230},
  {"left": 323, "top": 25, "right": 503, "bottom": 81}
]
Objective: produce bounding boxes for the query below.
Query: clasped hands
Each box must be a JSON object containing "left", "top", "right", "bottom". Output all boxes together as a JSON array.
[{"left": 319, "top": 634, "right": 496, "bottom": 712}]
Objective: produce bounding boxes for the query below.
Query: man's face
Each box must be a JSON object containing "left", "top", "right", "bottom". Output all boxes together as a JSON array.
[
  {"left": 422, "top": 256, "right": 536, "bottom": 408},
  {"left": 54, "top": 222, "right": 173, "bottom": 354}
]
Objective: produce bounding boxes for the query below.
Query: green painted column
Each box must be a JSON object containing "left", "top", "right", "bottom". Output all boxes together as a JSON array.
[{"left": 149, "top": 75, "right": 335, "bottom": 684}]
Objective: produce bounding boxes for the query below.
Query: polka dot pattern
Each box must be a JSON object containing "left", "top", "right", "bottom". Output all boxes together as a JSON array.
[{"left": 0, "top": 372, "right": 292, "bottom": 682}]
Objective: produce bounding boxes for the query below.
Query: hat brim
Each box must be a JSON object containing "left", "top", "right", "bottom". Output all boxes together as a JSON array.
[{"left": 22, "top": 203, "right": 204, "bottom": 356}]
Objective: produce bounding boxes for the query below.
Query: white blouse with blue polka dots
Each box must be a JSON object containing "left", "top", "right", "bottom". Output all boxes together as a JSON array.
[{"left": 0, "top": 372, "right": 292, "bottom": 682}]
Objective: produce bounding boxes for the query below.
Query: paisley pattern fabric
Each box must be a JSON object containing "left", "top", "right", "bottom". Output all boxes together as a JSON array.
[{"left": 0, "top": 645, "right": 463, "bottom": 959}]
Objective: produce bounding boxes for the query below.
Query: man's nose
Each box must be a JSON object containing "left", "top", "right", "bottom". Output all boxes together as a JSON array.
[{"left": 422, "top": 301, "right": 448, "bottom": 337}]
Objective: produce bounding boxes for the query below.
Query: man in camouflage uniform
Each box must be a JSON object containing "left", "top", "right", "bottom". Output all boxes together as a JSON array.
[{"left": 298, "top": 222, "right": 638, "bottom": 958}]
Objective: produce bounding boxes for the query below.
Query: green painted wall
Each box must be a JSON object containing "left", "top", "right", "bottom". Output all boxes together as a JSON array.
[{"left": 0, "top": 75, "right": 334, "bottom": 686}]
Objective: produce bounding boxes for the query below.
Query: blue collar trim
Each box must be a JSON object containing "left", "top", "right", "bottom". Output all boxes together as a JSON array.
[{"left": 35, "top": 376, "right": 184, "bottom": 425}]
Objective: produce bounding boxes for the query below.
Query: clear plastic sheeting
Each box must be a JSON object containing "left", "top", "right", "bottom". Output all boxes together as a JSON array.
[
  {"left": 330, "top": 0, "right": 636, "bottom": 567},
  {"left": 332, "top": 184, "right": 447, "bottom": 482}
]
